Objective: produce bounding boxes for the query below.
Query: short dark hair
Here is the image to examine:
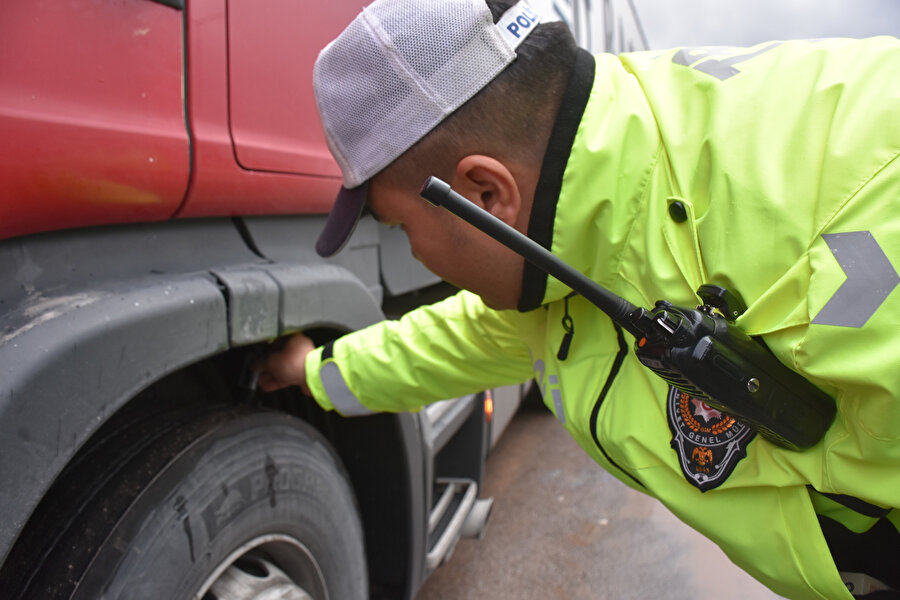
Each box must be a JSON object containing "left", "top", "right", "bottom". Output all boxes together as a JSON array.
[{"left": 380, "top": 0, "right": 578, "bottom": 189}]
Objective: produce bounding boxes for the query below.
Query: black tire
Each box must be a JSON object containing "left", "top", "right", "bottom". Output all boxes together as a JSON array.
[{"left": 22, "top": 409, "right": 367, "bottom": 600}]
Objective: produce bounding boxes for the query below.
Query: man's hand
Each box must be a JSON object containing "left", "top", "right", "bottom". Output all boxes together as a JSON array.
[{"left": 256, "top": 333, "right": 316, "bottom": 394}]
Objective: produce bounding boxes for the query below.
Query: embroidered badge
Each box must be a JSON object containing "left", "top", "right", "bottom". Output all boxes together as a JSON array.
[{"left": 667, "top": 387, "right": 756, "bottom": 492}]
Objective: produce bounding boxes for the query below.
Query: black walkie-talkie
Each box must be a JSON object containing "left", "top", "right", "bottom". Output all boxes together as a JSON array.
[{"left": 420, "top": 176, "right": 836, "bottom": 450}]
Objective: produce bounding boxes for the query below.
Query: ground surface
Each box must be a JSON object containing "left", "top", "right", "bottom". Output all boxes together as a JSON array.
[{"left": 416, "top": 404, "right": 785, "bottom": 600}]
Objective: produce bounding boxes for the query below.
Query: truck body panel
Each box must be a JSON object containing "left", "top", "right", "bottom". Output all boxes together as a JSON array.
[
  {"left": 0, "top": 0, "right": 190, "bottom": 240},
  {"left": 226, "top": 0, "right": 344, "bottom": 177}
]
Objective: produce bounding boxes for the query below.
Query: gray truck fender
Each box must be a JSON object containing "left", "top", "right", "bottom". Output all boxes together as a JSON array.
[
  {"left": 0, "top": 259, "right": 387, "bottom": 565},
  {"left": 0, "top": 276, "right": 228, "bottom": 563}
]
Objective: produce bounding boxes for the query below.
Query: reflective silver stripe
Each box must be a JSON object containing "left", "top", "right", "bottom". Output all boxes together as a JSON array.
[
  {"left": 671, "top": 42, "right": 782, "bottom": 80},
  {"left": 692, "top": 42, "right": 782, "bottom": 80},
  {"left": 551, "top": 388, "right": 566, "bottom": 425},
  {"left": 319, "top": 361, "right": 374, "bottom": 416},
  {"left": 548, "top": 375, "right": 566, "bottom": 425},
  {"left": 534, "top": 359, "right": 565, "bottom": 424},
  {"left": 812, "top": 231, "right": 899, "bottom": 328}
]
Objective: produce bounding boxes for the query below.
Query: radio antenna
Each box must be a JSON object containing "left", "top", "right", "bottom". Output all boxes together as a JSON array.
[{"left": 420, "top": 177, "right": 642, "bottom": 336}]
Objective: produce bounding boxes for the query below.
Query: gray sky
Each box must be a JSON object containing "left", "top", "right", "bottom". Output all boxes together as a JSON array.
[{"left": 630, "top": 0, "right": 900, "bottom": 49}]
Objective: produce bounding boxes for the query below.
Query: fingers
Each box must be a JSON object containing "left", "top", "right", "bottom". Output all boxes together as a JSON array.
[
  {"left": 254, "top": 332, "right": 316, "bottom": 394},
  {"left": 256, "top": 370, "right": 284, "bottom": 393}
]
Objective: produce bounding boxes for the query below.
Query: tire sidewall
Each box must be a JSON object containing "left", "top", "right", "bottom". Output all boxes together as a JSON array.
[{"left": 73, "top": 411, "right": 367, "bottom": 600}]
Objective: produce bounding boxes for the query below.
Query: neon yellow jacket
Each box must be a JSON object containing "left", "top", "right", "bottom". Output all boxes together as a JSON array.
[{"left": 307, "top": 37, "right": 900, "bottom": 599}]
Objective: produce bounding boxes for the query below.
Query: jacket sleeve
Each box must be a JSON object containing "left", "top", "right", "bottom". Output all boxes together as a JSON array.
[{"left": 304, "top": 290, "right": 537, "bottom": 415}]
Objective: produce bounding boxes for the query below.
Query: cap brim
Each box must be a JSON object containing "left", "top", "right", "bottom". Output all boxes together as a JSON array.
[{"left": 315, "top": 182, "right": 368, "bottom": 257}]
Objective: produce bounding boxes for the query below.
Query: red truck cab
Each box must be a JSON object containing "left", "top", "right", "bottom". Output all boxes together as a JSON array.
[
  {"left": 0, "top": 2, "right": 500, "bottom": 598},
  {"left": 0, "top": 0, "right": 348, "bottom": 240}
]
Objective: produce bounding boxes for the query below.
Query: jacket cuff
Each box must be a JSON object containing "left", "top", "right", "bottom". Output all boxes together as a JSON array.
[
  {"left": 304, "top": 345, "right": 335, "bottom": 412},
  {"left": 305, "top": 340, "right": 375, "bottom": 417}
]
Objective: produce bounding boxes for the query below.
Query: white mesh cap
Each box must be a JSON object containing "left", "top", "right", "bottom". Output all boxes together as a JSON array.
[{"left": 313, "top": 0, "right": 542, "bottom": 189}]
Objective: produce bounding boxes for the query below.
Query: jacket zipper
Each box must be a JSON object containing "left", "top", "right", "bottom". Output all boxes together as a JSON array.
[{"left": 589, "top": 322, "right": 645, "bottom": 489}]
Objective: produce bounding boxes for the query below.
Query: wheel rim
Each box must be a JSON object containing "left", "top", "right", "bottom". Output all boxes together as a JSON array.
[{"left": 196, "top": 534, "right": 328, "bottom": 600}]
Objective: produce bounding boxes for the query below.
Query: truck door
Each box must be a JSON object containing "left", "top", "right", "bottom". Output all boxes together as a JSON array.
[{"left": 226, "top": 0, "right": 346, "bottom": 178}]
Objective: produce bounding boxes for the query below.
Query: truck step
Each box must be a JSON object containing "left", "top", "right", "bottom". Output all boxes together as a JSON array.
[{"left": 426, "top": 478, "right": 494, "bottom": 570}]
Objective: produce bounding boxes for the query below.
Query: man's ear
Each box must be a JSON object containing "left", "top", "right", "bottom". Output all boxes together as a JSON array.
[{"left": 450, "top": 155, "right": 522, "bottom": 227}]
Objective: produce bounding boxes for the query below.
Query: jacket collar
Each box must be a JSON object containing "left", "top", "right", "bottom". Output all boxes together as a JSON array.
[
  {"left": 518, "top": 49, "right": 661, "bottom": 311},
  {"left": 518, "top": 49, "right": 596, "bottom": 311}
]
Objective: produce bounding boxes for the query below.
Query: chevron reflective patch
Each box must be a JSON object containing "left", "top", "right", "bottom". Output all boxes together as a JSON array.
[{"left": 812, "top": 231, "right": 899, "bottom": 328}]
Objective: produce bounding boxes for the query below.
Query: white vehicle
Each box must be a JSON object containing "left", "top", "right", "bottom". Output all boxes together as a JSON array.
[{"left": 531, "top": 0, "right": 649, "bottom": 53}]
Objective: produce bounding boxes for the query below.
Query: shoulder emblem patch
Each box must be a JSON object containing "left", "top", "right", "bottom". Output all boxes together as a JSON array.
[{"left": 666, "top": 387, "right": 756, "bottom": 492}]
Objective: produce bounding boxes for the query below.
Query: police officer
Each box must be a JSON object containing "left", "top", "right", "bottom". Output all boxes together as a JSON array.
[{"left": 257, "top": 1, "right": 900, "bottom": 597}]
